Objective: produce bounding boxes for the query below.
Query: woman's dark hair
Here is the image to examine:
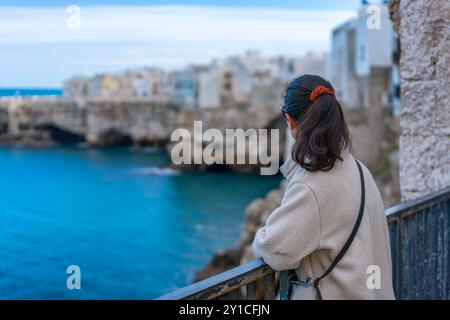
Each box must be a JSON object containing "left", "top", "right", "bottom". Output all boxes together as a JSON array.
[{"left": 283, "top": 74, "right": 351, "bottom": 172}]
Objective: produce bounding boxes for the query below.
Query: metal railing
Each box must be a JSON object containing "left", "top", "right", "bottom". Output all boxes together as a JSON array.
[
  {"left": 158, "top": 186, "right": 450, "bottom": 300},
  {"left": 386, "top": 186, "right": 450, "bottom": 299},
  {"left": 157, "top": 258, "right": 278, "bottom": 300}
]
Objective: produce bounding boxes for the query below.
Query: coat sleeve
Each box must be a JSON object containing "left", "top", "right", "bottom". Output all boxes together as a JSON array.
[{"left": 252, "top": 182, "right": 321, "bottom": 271}]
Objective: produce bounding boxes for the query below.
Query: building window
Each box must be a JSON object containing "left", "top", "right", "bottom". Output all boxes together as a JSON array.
[{"left": 395, "top": 85, "right": 401, "bottom": 99}]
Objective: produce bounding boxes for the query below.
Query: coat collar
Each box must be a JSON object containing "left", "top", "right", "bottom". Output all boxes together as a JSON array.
[
  {"left": 280, "top": 149, "right": 352, "bottom": 181},
  {"left": 279, "top": 156, "right": 299, "bottom": 181}
]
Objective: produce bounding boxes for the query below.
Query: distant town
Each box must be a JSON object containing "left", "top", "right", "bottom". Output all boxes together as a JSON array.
[
  {"left": 63, "top": 3, "right": 400, "bottom": 115},
  {"left": 63, "top": 51, "right": 328, "bottom": 109}
]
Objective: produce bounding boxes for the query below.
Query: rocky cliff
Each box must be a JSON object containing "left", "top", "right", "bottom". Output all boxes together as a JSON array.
[{"left": 0, "top": 97, "right": 286, "bottom": 172}]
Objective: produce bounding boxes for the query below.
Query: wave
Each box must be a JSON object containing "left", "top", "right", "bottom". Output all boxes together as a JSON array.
[
  {"left": 132, "top": 166, "right": 181, "bottom": 176},
  {"left": 128, "top": 146, "right": 163, "bottom": 154}
]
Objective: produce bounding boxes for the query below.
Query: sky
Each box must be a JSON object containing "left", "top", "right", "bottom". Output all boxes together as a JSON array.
[{"left": 0, "top": 0, "right": 364, "bottom": 88}]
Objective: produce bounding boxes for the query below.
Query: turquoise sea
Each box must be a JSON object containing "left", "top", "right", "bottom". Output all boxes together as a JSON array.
[
  {"left": 0, "top": 146, "right": 281, "bottom": 299},
  {"left": 0, "top": 88, "right": 62, "bottom": 97}
]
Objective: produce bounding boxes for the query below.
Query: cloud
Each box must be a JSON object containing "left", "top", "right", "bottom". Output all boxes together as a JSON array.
[{"left": 0, "top": 6, "right": 355, "bottom": 87}]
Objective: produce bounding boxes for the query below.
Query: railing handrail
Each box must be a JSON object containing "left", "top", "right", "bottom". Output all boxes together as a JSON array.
[
  {"left": 157, "top": 258, "right": 274, "bottom": 300},
  {"left": 157, "top": 185, "right": 450, "bottom": 300},
  {"left": 386, "top": 185, "right": 450, "bottom": 219}
]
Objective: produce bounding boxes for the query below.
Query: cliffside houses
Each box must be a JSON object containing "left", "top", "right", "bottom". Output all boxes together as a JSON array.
[
  {"left": 63, "top": 68, "right": 171, "bottom": 101},
  {"left": 63, "top": 51, "right": 328, "bottom": 110}
]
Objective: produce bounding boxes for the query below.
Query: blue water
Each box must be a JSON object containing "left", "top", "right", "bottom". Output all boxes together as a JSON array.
[
  {"left": 0, "top": 146, "right": 280, "bottom": 299},
  {"left": 0, "top": 88, "right": 62, "bottom": 97}
]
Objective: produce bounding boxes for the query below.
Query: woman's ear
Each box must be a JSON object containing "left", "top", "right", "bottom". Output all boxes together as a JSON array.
[{"left": 286, "top": 114, "right": 298, "bottom": 130}]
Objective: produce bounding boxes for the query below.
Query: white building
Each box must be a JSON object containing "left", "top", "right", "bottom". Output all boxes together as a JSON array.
[
  {"left": 196, "top": 56, "right": 254, "bottom": 109},
  {"left": 331, "top": 19, "right": 360, "bottom": 108},
  {"left": 118, "top": 68, "right": 172, "bottom": 99},
  {"left": 197, "top": 66, "right": 220, "bottom": 109},
  {"left": 331, "top": 2, "right": 398, "bottom": 111},
  {"left": 355, "top": 4, "right": 393, "bottom": 75},
  {"left": 89, "top": 73, "right": 122, "bottom": 98},
  {"left": 169, "top": 69, "right": 198, "bottom": 109}
]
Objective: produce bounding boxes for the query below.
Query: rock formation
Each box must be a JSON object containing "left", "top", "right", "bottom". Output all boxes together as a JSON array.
[{"left": 0, "top": 97, "right": 286, "bottom": 173}]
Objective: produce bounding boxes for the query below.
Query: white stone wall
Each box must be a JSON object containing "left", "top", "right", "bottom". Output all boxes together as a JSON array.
[{"left": 392, "top": 0, "right": 450, "bottom": 200}]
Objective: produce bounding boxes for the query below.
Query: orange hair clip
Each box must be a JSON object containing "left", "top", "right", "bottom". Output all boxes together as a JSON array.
[{"left": 310, "top": 85, "right": 335, "bottom": 102}]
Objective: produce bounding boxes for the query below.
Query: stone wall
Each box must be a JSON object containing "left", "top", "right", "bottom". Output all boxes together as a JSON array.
[{"left": 390, "top": 0, "right": 450, "bottom": 200}]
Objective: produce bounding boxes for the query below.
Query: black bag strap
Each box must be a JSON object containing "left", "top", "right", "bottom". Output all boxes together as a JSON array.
[{"left": 312, "top": 158, "right": 366, "bottom": 299}]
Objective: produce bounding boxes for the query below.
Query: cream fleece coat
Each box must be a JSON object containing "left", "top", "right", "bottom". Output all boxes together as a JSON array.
[{"left": 252, "top": 152, "right": 395, "bottom": 300}]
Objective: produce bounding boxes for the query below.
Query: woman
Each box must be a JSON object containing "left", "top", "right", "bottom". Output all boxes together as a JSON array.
[{"left": 252, "top": 75, "right": 395, "bottom": 300}]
